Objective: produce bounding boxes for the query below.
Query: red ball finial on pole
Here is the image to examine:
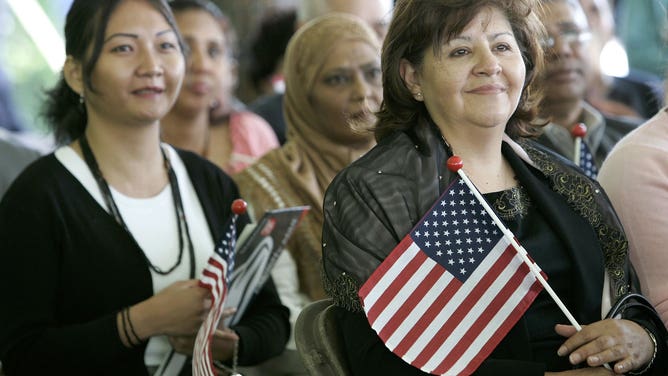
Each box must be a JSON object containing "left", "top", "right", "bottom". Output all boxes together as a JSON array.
[
  {"left": 447, "top": 156, "right": 464, "bottom": 172},
  {"left": 231, "top": 199, "right": 248, "bottom": 215},
  {"left": 571, "top": 123, "right": 587, "bottom": 138}
]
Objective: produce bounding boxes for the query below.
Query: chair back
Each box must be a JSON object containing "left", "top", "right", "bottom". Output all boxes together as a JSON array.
[{"left": 295, "top": 299, "right": 351, "bottom": 376}]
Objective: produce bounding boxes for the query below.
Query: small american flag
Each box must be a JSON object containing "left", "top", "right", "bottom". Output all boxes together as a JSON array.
[
  {"left": 578, "top": 141, "right": 598, "bottom": 179},
  {"left": 359, "top": 179, "right": 544, "bottom": 375},
  {"left": 193, "top": 210, "right": 239, "bottom": 376}
]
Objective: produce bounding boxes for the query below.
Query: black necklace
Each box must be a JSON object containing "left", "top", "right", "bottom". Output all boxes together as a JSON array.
[{"left": 79, "top": 134, "right": 196, "bottom": 277}]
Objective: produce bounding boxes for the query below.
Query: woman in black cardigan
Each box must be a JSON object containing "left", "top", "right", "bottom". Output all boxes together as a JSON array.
[{"left": 0, "top": 0, "right": 289, "bottom": 374}]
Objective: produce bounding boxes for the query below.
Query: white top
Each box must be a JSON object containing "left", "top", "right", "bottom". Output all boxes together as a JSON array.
[{"left": 55, "top": 144, "right": 213, "bottom": 366}]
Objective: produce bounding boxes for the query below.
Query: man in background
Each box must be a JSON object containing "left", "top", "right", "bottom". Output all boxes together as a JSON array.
[{"left": 536, "top": 0, "right": 640, "bottom": 178}]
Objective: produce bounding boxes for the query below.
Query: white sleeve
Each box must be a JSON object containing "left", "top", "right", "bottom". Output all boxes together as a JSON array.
[{"left": 270, "top": 250, "right": 311, "bottom": 350}]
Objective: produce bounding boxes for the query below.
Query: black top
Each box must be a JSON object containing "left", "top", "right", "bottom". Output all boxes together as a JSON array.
[
  {"left": 249, "top": 93, "right": 286, "bottom": 145},
  {"left": 0, "top": 149, "right": 290, "bottom": 375},
  {"left": 486, "top": 187, "right": 573, "bottom": 371}
]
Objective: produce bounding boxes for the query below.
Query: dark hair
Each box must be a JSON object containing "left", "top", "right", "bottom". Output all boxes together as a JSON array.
[
  {"left": 248, "top": 8, "right": 297, "bottom": 91},
  {"left": 169, "top": 0, "right": 238, "bottom": 60},
  {"left": 375, "top": 0, "right": 546, "bottom": 141},
  {"left": 43, "top": 0, "right": 184, "bottom": 146}
]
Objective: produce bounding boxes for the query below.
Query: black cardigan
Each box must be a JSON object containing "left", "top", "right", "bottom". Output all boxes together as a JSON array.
[{"left": 0, "top": 149, "right": 289, "bottom": 375}]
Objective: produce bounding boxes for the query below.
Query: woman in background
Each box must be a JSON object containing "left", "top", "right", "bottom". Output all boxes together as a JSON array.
[
  {"left": 233, "top": 12, "right": 382, "bottom": 373},
  {"left": 162, "top": 0, "right": 278, "bottom": 175},
  {"left": 0, "top": 0, "right": 288, "bottom": 374}
]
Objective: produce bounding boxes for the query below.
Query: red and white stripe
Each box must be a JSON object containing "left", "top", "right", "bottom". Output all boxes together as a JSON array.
[
  {"left": 193, "top": 252, "right": 232, "bottom": 376},
  {"left": 360, "top": 236, "right": 542, "bottom": 375}
]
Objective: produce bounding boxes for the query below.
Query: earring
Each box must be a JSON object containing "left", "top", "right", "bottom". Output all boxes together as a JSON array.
[
  {"left": 79, "top": 95, "right": 84, "bottom": 104},
  {"left": 415, "top": 92, "right": 423, "bottom": 101}
]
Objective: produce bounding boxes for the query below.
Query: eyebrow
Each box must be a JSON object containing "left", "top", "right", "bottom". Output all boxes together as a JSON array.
[
  {"left": 322, "top": 67, "right": 352, "bottom": 75},
  {"left": 360, "top": 61, "right": 381, "bottom": 69},
  {"left": 323, "top": 60, "right": 380, "bottom": 73},
  {"left": 104, "top": 29, "right": 175, "bottom": 43},
  {"left": 450, "top": 31, "right": 514, "bottom": 42}
]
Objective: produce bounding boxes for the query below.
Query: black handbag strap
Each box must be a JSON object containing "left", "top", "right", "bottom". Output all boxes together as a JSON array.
[{"left": 605, "top": 292, "right": 658, "bottom": 320}]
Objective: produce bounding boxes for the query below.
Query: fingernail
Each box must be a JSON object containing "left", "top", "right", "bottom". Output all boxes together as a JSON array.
[
  {"left": 588, "top": 355, "right": 599, "bottom": 364},
  {"left": 569, "top": 353, "right": 581, "bottom": 364},
  {"left": 557, "top": 346, "right": 567, "bottom": 356}
]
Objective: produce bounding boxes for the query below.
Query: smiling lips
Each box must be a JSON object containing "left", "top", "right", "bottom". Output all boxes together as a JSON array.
[
  {"left": 467, "top": 84, "right": 507, "bottom": 94},
  {"left": 132, "top": 86, "right": 164, "bottom": 97}
]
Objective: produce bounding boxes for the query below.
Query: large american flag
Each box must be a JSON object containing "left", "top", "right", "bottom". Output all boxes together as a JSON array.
[
  {"left": 193, "top": 215, "right": 238, "bottom": 376},
  {"left": 359, "top": 179, "right": 544, "bottom": 375}
]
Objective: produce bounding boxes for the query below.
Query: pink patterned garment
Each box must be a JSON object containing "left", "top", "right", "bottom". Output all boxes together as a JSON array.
[{"left": 226, "top": 111, "right": 279, "bottom": 174}]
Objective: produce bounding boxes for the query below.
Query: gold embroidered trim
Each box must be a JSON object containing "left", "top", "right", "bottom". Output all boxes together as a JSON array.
[
  {"left": 323, "top": 266, "right": 364, "bottom": 313},
  {"left": 493, "top": 185, "right": 531, "bottom": 220},
  {"left": 523, "top": 143, "right": 629, "bottom": 297}
]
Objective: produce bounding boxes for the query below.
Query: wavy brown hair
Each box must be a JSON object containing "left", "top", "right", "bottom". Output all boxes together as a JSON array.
[{"left": 375, "top": 0, "right": 546, "bottom": 141}]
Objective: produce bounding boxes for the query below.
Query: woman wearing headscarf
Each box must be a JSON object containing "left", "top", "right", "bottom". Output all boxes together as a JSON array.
[{"left": 233, "top": 11, "right": 381, "bottom": 354}]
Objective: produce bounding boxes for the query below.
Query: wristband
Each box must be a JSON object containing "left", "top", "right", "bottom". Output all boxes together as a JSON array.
[{"left": 629, "top": 326, "right": 657, "bottom": 375}]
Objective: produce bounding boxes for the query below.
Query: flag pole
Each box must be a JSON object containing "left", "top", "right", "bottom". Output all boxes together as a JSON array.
[
  {"left": 193, "top": 198, "right": 247, "bottom": 376},
  {"left": 447, "top": 156, "right": 582, "bottom": 331},
  {"left": 571, "top": 123, "right": 587, "bottom": 165},
  {"left": 574, "top": 138, "right": 582, "bottom": 165}
]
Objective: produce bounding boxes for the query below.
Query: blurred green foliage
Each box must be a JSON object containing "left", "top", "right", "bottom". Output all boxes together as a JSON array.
[{"left": 1, "top": 0, "right": 65, "bottom": 135}]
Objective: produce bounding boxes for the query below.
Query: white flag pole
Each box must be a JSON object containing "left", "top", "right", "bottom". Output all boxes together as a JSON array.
[
  {"left": 447, "top": 156, "right": 582, "bottom": 331},
  {"left": 571, "top": 123, "right": 588, "bottom": 166}
]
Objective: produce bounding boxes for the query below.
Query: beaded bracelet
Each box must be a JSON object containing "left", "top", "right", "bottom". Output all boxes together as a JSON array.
[{"left": 629, "top": 326, "right": 657, "bottom": 375}]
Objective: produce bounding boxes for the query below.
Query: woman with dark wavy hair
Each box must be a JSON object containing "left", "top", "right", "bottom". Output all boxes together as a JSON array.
[{"left": 321, "top": 0, "right": 667, "bottom": 374}]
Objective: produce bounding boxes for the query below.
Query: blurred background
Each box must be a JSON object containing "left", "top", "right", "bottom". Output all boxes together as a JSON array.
[
  {"left": 0, "top": 0, "right": 299, "bottom": 137},
  {"left": 1, "top": 0, "right": 666, "bottom": 137}
]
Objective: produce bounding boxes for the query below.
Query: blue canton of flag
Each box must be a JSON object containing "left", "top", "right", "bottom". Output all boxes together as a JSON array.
[
  {"left": 360, "top": 179, "right": 544, "bottom": 375},
  {"left": 412, "top": 181, "right": 501, "bottom": 283},
  {"left": 218, "top": 221, "right": 237, "bottom": 278},
  {"left": 579, "top": 141, "right": 598, "bottom": 179}
]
